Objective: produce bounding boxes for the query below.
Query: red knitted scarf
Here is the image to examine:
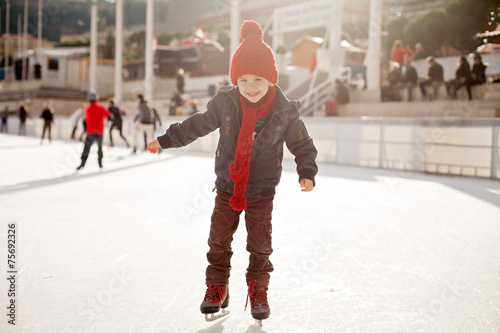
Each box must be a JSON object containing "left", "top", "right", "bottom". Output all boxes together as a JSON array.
[{"left": 229, "top": 85, "right": 276, "bottom": 211}]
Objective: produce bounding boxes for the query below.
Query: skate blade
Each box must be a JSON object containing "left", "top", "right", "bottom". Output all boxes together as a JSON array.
[
  {"left": 204, "top": 309, "right": 229, "bottom": 322},
  {"left": 255, "top": 319, "right": 262, "bottom": 327}
]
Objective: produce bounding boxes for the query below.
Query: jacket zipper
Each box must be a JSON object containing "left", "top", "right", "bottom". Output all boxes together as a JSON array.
[{"left": 254, "top": 113, "right": 275, "bottom": 144}]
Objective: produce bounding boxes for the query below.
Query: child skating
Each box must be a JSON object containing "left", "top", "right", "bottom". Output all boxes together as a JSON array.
[{"left": 147, "top": 20, "right": 318, "bottom": 325}]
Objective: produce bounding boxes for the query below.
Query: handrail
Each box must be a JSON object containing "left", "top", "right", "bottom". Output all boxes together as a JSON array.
[
  {"left": 283, "top": 72, "right": 315, "bottom": 97},
  {"left": 297, "top": 66, "right": 352, "bottom": 116},
  {"left": 299, "top": 75, "right": 334, "bottom": 116}
]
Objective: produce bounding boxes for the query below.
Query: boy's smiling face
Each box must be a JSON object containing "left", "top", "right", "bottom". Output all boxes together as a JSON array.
[{"left": 236, "top": 74, "right": 272, "bottom": 103}]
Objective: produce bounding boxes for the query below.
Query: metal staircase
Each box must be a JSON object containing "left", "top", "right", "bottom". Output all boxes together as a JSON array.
[{"left": 285, "top": 67, "right": 352, "bottom": 116}]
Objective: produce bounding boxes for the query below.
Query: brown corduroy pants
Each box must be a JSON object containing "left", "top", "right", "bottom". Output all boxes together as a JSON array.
[{"left": 205, "top": 189, "right": 274, "bottom": 287}]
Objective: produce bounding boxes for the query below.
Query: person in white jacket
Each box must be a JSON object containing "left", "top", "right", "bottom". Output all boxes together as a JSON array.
[{"left": 70, "top": 103, "right": 86, "bottom": 140}]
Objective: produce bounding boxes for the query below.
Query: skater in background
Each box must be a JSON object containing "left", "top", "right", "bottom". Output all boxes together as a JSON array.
[
  {"left": 76, "top": 92, "right": 109, "bottom": 170},
  {"left": 143, "top": 105, "right": 162, "bottom": 152},
  {"left": 18, "top": 103, "right": 30, "bottom": 136},
  {"left": 176, "top": 68, "right": 185, "bottom": 94},
  {"left": 107, "top": 97, "right": 130, "bottom": 148},
  {"left": 79, "top": 117, "right": 87, "bottom": 141},
  {"left": 152, "top": 106, "right": 162, "bottom": 133},
  {"left": 132, "top": 93, "right": 155, "bottom": 154},
  {"left": 70, "top": 103, "right": 86, "bottom": 140},
  {"left": 40, "top": 99, "right": 55, "bottom": 144},
  {"left": 169, "top": 91, "right": 184, "bottom": 116},
  {"left": 147, "top": 20, "right": 318, "bottom": 323},
  {"left": 184, "top": 99, "right": 199, "bottom": 116},
  {"left": 1, "top": 105, "right": 11, "bottom": 133}
]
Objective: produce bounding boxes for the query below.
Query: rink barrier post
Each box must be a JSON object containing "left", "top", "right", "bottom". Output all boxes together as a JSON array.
[
  {"left": 378, "top": 124, "right": 385, "bottom": 169},
  {"left": 491, "top": 126, "right": 499, "bottom": 179}
]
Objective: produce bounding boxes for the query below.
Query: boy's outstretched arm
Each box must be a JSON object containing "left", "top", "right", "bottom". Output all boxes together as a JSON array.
[
  {"left": 300, "top": 178, "right": 314, "bottom": 192},
  {"left": 150, "top": 96, "right": 222, "bottom": 152}
]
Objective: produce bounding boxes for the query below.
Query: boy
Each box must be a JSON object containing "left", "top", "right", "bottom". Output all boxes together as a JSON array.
[{"left": 147, "top": 20, "right": 318, "bottom": 322}]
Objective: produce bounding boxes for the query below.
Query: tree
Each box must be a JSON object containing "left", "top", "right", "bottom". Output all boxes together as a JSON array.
[
  {"left": 444, "top": 0, "right": 495, "bottom": 53},
  {"left": 386, "top": 0, "right": 498, "bottom": 57},
  {"left": 124, "top": 30, "right": 145, "bottom": 60},
  {"left": 99, "top": 29, "right": 115, "bottom": 59},
  {"left": 385, "top": 17, "right": 408, "bottom": 55},
  {"left": 406, "top": 11, "right": 447, "bottom": 56}
]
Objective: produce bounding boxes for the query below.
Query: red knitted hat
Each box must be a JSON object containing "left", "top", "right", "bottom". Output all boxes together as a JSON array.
[{"left": 230, "top": 20, "right": 278, "bottom": 85}]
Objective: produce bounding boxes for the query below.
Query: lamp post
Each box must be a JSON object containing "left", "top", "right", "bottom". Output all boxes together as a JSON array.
[
  {"left": 89, "top": 0, "right": 97, "bottom": 93},
  {"left": 230, "top": 0, "right": 240, "bottom": 61},
  {"left": 37, "top": 0, "right": 42, "bottom": 51},
  {"left": 365, "top": 0, "right": 382, "bottom": 90},
  {"left": 144, "top": 0, "right": 153, "bottom": 101},
  {"left": 22, "top": 0, "right": 28, "bottom": 81},
  {"left": 328, "top": 0, "right": 344, "bottom": 80},
  {"left": 17, "top": 14, "right": 20, "bottom": 58},
  {"left": 4, "top": 0, "right": 10, "bottom": 78},
  {"left": 114, "top": 0, "right": 123, "bottom": 102}
]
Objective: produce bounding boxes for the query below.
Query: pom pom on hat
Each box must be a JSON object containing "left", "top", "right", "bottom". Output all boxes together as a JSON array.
[
  {"left": 240, "top": 20, "right": 263, "bottom": 40},
  {"left": 230, "top": 20, "right": 278, "bottom": 85}
]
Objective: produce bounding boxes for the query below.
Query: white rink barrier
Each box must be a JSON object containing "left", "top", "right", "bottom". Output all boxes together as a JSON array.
[{"left": 3, "top": 115, "right": 499, "bottom": 179}]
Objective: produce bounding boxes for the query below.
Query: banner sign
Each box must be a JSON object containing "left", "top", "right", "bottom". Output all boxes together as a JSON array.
[{"left": 272, "top": 0, "right": 339, "bottom": 34}]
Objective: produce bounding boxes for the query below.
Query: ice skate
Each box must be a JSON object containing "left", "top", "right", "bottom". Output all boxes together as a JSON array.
[
  {"left": 200, "top": 285, "right": 229, "bottom": 322},
  {"left": 246, "top": 280, "right": 270, "bottom": 323}
]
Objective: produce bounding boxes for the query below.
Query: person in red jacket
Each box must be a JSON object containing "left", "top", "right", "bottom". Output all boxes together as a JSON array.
[
  {"left": 76, "top": 92, "right": 110, "bottom": 170},
  {"left": 391, "top": 40, "right": 410, "bottom": 65}
]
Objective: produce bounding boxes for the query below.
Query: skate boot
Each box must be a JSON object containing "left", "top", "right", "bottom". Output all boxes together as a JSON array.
[
  {"left": 200, "top": 285, "right": 229, "bottom": 322},
  {"left": 246, "top": 280, "right": 270, "bottom": 323}
]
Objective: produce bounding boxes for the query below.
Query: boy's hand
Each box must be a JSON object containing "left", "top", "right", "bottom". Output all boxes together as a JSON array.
[
  {"left": 147, "top": 139, "right": 160, "bottom": 154},
  {"left": 300, "top": 179, "right": 314, "bottom": 192}
]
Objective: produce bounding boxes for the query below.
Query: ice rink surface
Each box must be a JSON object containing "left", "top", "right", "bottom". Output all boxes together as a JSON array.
[{"left": 1, "top": 133, "right": 500, "bottom": 333}]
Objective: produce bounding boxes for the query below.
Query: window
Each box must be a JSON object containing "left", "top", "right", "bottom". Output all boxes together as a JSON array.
[{"left": 48, "top": 58, "right": 59, "bottom": 71}]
